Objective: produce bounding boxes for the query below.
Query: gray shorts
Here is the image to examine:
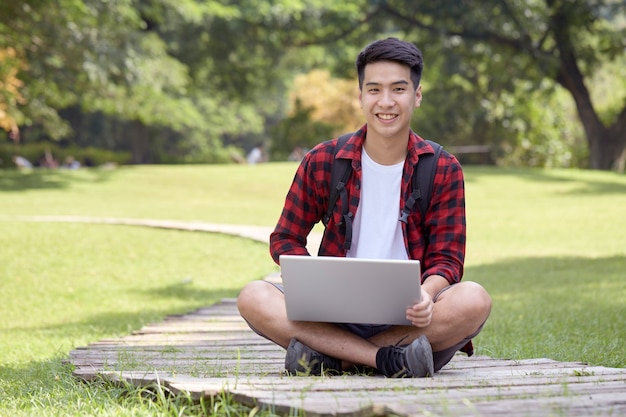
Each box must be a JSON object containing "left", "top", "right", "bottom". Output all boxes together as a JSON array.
[{"left": 247, "top": 282, "right": 482, "bottom": 372}]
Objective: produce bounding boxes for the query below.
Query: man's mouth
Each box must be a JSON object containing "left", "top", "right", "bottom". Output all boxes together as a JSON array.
[{"left": 377, "top": 113, "right": 397, "bottom": 120}]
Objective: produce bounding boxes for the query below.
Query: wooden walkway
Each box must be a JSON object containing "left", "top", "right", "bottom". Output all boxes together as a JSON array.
[{"left": 70, "top": 298, "right": 626, "bottom": 417}]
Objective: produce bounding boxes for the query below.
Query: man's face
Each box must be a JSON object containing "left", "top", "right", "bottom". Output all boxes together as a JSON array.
[{"left": 359, "top": 60, "right": 422, "bottom": 142}]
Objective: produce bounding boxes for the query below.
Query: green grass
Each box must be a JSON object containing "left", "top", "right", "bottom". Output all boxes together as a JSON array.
[
  {"left": 1, "top": 164, "right": 625, "bottom": 416},
  {"left": 0, "top": 222, "right": 275, "bottom": 364},
  {"left": 462, "top": 167, "right": 626, "bottom": 367},
  {"left": 0, "top": 164, "right": 296, "bottom": 224}
]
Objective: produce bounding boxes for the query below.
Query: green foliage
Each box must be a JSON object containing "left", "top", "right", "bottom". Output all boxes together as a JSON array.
[
  {"left": 402, "top": 42, "right": 590, "bottom": 168},
  {"left": 1, "top": 0, "right": 624, "bottom": 168},
  {"left": 2, "top": 0, "right": 146, "bottom": 132},
  {"left": 269, "top": 99, "right": 337, "bottom": 160},
  {"left": 380, "top": 0, "right": 626, "bottom": 169},
  {"left": 492, "top": 87, "right": 589, "bottom": 168},
  {"left": 590, "top": 54, "right": 626, "bottom": 127},
  {"left": 186, "top": 146, "right": 245, "bottom": 165}
]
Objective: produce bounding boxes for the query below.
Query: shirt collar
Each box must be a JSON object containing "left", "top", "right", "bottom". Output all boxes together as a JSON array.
[{"left": 337, "top": 124, "right": 435, "bottom": 166}]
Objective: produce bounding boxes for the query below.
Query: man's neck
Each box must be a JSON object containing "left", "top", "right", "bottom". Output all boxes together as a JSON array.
[{"left": 363, "top": 131, "right": 409, "bottom": 166}]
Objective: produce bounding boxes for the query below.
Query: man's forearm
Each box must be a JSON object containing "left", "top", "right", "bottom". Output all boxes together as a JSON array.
[{"left": 421, "top": 275, "right": 450, "bottom": 299}]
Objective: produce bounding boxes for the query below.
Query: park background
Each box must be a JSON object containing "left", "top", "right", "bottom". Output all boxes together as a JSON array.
[
  {"left": 1, "top": 0, "right": 625, "bottom": 171},
  {"left": 1, "top": 1, "right": 625, "bottom": 416}
]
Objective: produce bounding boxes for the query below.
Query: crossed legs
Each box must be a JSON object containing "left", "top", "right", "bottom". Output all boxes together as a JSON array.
[{"left": 237, "top": 279, "right": 491, "bottom": 372}]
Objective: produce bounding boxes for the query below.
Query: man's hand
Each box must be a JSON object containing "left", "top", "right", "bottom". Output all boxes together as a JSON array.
[
  {"left": 406, "top": 290, "right": 434, "bottom": 328},
  {"left": 405, "top": 275, "right": 449, "bottom": 328}
]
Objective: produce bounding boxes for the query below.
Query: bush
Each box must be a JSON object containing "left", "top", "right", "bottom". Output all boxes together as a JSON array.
[
  {"left": 0, "top": 142, "right": 131, "bottom": 169},
  {"left": 269, "top": 100, "right": 337, "bottom": 161}
]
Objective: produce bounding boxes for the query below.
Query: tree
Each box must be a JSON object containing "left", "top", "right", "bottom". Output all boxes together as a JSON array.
[
  {"left": 289, "top": 70, "right": 362, "bottom": 135},
  {"left": 167, "top": 0, "right": 377, "bottom": 153},
  {"left": 270, "top": 99, "right": 336, "bottom": 161},
  {"left": 0, "top": 1, "right": 202, "bottom": 141},
  {"left": 0, "top": 47, "right": 24, "bottom": 139},
  {"left": 377, "top": 0, "right": 626, "bottom": 170},
  {"left": 1, "top": 1, "right": 370, "bottom": 162},
  {"left": 4, "top": 0, "right": 621, "bottom": 169}
]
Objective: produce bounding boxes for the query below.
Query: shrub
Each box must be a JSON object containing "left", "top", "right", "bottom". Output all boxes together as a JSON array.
[{"left": 0, "top": 142, "right": 131, "bottom": 169}]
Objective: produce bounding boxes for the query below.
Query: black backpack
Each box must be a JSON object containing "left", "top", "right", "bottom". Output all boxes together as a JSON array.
[{"left": 321, "top": 133, "right": 443, "bottom": 251}]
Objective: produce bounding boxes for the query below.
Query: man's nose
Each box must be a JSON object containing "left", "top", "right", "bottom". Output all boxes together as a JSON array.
[{"left": 378, "top": 90, "right": 394, "bottom": 107}]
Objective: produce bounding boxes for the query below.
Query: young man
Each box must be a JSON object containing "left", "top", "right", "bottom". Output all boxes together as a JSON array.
[{"left": 237, "top": 38, "right": 491, "bottom": 378}]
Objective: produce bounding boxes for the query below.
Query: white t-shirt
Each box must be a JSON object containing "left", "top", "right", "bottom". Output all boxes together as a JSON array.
[{"left": 346, "top": 149, "right": 408, "bottom": 260}]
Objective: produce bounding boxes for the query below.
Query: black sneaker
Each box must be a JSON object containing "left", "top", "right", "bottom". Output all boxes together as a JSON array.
[
  {"left": 284, "top": 338, "right": 342, "bottom": 375},
  {"left": 375, "top": 335, "right": 434, "bottom": 378}
]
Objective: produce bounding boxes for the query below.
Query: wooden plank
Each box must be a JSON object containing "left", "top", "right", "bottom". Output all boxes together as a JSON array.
[
  {"left": 78, "top": 370, "right": 626, "bottom": 417},
  {"left": 69, "top": 299, "right": 626, "bottom": 417}
]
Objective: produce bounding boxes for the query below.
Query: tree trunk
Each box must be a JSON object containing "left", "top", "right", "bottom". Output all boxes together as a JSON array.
[
  {"left": 555, "top": 58, "right": 626, "bottom": 170},
  {"left": 550, "top": 4, "right": 626, "bottom": 170},
  {"left": 130, "top": 120, "right": 151, "bottom": 164},
  {"left": 587, "top": 126, "right": 625, "bottom": 171}
]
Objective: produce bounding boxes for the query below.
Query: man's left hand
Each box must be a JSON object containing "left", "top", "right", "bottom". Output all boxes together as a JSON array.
[{"left": 406, "top": 290, "right": 433, "bottom": 328}]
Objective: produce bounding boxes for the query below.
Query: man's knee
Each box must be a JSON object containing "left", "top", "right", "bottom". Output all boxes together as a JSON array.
[
  {"left": 237, "top": 280, "right": 280, "bottom": 319},
  {"left": 461, "top": 281, "right": 492, "bottom": 327},
  {"left": 474, "top": 281, "right": 492, "bottom": 312},
  {"left": 237, "top": 280, "right": 263, "bottom": 317},
  {"left": 441, "top": 281, "right": 492, "bottom": 325}
]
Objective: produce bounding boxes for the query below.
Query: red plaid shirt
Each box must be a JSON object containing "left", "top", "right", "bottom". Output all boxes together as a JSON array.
[{"left": 270, "top": 125, "right": 466, "bottom": 285}]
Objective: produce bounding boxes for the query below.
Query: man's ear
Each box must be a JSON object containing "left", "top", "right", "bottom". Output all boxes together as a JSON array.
[{"left": 414, "top": 85, "right": 422, "bottom": 107}]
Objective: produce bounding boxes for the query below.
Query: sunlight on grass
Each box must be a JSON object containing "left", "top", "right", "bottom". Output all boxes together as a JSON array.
[
  {"left": 465, "top": 167, "right": 626, "bottom": 262},
  {"left": 0, "top": 164, "right": 296, "bottom": 225},
  {"left": 0, "top": 222, "right": 275, "bottom": 364},
  {"left": 469, "top": 255, "right": 626, "bottom": 367},
  {"left": 462, "top": 167, "right": 626, "bottom": 367}
]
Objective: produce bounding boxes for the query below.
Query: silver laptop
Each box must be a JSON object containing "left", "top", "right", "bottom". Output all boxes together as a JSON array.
[{"left": 279, "top": 255, "right": 421, "bottom": 326}]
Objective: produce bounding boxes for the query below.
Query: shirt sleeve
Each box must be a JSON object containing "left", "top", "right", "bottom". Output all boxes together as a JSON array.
[
  {"left": 269, "top": 147, "right": 330, "bottom": 264},
  {"left": 421, "top": 153, "right": 466, "bottom": 284}
]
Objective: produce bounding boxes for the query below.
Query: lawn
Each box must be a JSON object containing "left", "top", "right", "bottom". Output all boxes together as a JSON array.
[{"left": 1, "top": 164, "right": 625, "bottom": 416}]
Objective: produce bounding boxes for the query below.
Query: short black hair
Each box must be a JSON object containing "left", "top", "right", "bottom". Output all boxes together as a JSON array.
[{"left": 356, "top": 37, "right": 423, "bottom": 91}]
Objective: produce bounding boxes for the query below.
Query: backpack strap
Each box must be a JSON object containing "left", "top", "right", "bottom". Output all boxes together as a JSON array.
[
  {"left": 399, "top": 140, "right": 443, "bottom": 223},
  {"left": 322, "top": 133, "right": 353, "bottom": 227},
  {"left": 322, "top": 133, "right": 354, "bottom": 250}
]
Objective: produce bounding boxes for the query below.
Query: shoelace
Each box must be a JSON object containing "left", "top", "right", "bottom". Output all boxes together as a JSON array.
[{"left": 379, "top": 345, "right": 409, "bottom": 377}]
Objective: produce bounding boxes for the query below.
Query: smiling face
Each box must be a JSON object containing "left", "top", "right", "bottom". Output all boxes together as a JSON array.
[{"left": 359, "top": 60, "right": 422, "bottom": 144}]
